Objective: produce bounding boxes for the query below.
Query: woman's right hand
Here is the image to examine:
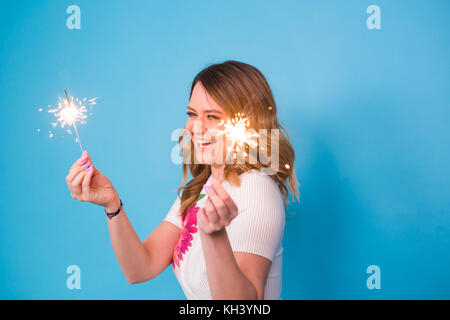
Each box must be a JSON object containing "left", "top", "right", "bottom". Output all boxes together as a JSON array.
[{"left": 66, "top": 151, "right": 120, "bottom": 210}]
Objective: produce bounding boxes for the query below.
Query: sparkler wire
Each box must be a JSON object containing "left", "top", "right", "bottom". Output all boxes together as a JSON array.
[{"left": 65, "top": 90, "right": 84, "bottom": 153}]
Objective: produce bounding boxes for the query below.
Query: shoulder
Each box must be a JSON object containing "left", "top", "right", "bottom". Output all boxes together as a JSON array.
[
  {"left": 239, "top": 169, "right": 279, "bottom": 190},
  {"left": 223, "top": 169, "right": 285, "bottom": 211}
]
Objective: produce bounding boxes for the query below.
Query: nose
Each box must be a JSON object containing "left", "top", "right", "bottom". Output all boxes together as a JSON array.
[{"left": 193, "top": 119, "right": 207, "bottom": 137}]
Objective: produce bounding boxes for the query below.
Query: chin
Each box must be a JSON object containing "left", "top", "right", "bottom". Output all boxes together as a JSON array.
[{"left": 195, "top": 151, "right": 214, "bottom": 165}]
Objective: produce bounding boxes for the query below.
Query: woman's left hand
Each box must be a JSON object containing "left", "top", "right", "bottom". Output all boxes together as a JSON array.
[{"left": 198, "top": 179, "right": 239, "bottom": 234}]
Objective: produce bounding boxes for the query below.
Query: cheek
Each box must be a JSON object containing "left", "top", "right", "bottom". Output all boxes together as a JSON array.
[
  {"left": 206, "top": 122, "right": 224, "bottom": 137},
  {"left": 185, "top": 119, "right": 194, "bottom": 137},
  {"left": 215, "top": 122, "right": 225, "bottom": 137}
]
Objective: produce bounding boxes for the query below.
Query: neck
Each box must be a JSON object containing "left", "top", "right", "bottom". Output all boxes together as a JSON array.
[{"left": 210, "top": 164, "right": 225, "bottom": 181}]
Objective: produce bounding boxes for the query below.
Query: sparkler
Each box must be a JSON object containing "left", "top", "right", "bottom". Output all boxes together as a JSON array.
[
  {"left": 187, "top": 108, "right": 290, "bottom": 171},
  {"left": 64, "top": 90, "right": 83, "bottom": 153},
  {"left": 217, "top": 112, "right": 290, "bottom": 171},
  {"left": 218, "top": 113, "right": 259, "bottom": 162},
  {"left": 44, "top": 90, "right": 97, "bottom": 153}
]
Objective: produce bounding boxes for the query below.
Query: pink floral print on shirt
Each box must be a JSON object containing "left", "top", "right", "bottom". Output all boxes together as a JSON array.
[{"left": 172, "top": 194, "right": 205, "bottom": 269}]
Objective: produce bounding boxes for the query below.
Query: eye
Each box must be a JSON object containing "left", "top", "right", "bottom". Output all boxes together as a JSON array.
[
  {"left": 207, "top": 115, "right": 220, "bottom": 120},
  {"left": 186, "top": 111, "right": 196, "bottom": 117}
]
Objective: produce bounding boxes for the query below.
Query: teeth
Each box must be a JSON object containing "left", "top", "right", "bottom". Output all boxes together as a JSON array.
[{"left": 195, "top": 138, "right": 216, "bottom": 145}]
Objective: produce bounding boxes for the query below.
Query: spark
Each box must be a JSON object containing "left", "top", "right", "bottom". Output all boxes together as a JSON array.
[
  {"left": 45, "top": 91, "right": 98, "bottom": 153},
  {"left": 218, "top": 113, "right": 259, "bottom": 162},
  {"left": 48, "top": 94, "right": 87, "bottom": 129}
]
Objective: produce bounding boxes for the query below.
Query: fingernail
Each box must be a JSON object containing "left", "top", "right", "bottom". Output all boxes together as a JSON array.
[
  {"left": 210, "top": 177, "right": 215, "bottom": 184},
  {"left": 81, "top": 155, "right": 88, "bottom": 162},
  {"left": 87, "top": 164, "right": 93, "bottom": 172},
  {"left": 83, "top": 162, "right": 90, "bottom": 169},
  {"left": 203, "top": 185, "right": 211, "bottom": 193}
]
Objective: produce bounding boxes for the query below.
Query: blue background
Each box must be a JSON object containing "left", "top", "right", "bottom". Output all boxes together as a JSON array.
[{"left": 0, "top": 0, "right": 449, "bottom": 299}]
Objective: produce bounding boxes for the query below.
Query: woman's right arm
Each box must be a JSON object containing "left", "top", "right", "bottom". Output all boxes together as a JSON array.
[{"left": 66, "top": 151, "right": 180, "bottom": 284}]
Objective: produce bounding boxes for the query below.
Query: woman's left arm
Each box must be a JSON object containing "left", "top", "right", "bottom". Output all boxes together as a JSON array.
[{"left": 198, "top": 180, "right": 271, "bottom": 300}]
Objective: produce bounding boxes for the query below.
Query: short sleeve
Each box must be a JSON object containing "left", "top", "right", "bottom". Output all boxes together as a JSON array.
[
  {"left": 163, "top": 195, "right": 182, "bottom": 229},
  {"left": 224, "top": 171, "right": 286, "bottom": 262}
]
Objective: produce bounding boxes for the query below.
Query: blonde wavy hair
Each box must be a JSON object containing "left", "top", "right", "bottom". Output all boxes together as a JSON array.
[{"left": 178, "top": 60, "right": 300, "bottom": 217}]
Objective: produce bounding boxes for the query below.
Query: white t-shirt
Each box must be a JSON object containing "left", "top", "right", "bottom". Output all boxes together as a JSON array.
[{"left": 164, "top": 169, "right": 286, "bottom": 300}]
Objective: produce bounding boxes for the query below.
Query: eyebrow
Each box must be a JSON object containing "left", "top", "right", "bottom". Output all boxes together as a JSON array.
[{"left": 187, "top": 105, "right": 223, "bottom": 114}]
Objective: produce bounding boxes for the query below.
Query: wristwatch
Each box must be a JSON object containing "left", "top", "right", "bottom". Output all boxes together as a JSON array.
[{"left": 105, "top": 199, "right": 123, "bottom": 219}]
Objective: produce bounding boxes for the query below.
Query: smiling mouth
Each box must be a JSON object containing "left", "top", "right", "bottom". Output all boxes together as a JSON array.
[{"left": 195, "top": 138, "right": 217, "bottom": 148}]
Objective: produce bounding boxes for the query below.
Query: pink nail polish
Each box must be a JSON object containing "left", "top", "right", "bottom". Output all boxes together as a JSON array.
[
  {"left": 81, "top": 155, "right": 88, "bottom": 162},
  {"left": 209, "top": 177, "right": 215, "bottom": 184},
  {"left": 204, "top": 185, "right": 211, "bottom": 193},
  {"left": 83, "top": 162, "right": 90, "bottom": 169}
]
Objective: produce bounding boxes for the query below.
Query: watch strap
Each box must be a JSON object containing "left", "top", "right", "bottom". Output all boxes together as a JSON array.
[{"left": 105, "top": 199, "right": 123, "bottom": 219}]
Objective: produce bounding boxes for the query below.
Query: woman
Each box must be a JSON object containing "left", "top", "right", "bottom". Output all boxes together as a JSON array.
[{"left": 65, "top": 60, "right": 299, "bottom": 300}]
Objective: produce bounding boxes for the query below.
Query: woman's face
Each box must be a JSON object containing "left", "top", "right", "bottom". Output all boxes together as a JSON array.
[{"left": 185, "top": 82, "right": 226, "bottom": 165}]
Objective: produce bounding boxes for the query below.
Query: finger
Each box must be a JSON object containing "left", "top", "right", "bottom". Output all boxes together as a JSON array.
[
  {"left": 81, "top": 164, "right": 94, "bottom": 198},
  {"left": 204, "top": 199, "right": 220, "bottom": 226},
  {"left": 198, "top": 208, "right": 213, "bottom": 234},
  {"left": 71, "top": 170, "right": 87, "bottom": 195},
  {"left": 66, "top": 166, "right": 85, "bottom": 186},
  {"left": 69, "top": 158, "right": 91, "bottom": 178},
  {"left": 197, "top": 207, "right": 209, "bottom": 225},
  {"left": 205, "top": 185, "right": 230, "bottom": 225},
  {"left": 69, "top": 151, "right": 90, "bottom": 172},
  {"left": 211, "top": 180, "right": 238, "bottom": 216},
  {"left": 198, "top": 208, "right": 209, "bottom": 223},
  {"left": 67, "top": 156, "right": 91, "bottom": 182},
  {"left": 80, "top": 159, "right": 93, "bottom": 172}
]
